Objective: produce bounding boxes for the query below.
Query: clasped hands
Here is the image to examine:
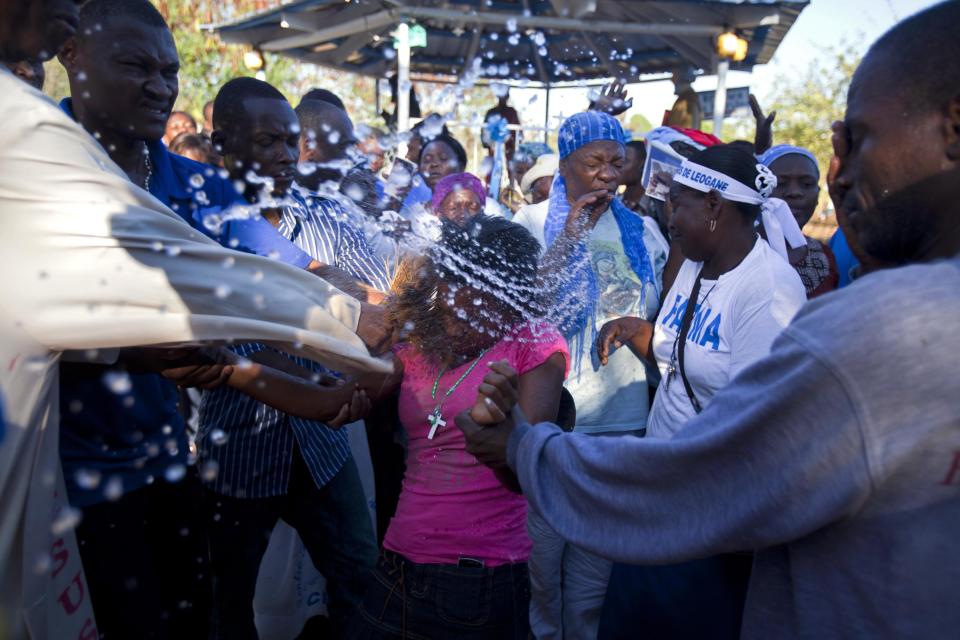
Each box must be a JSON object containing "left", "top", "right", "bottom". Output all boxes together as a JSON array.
[{"left": 455, "top": 360, "right": 525, "bottom": 471}]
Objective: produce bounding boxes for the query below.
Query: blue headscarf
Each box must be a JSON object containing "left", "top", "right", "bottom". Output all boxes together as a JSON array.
[
  {"left": 758, "top": 144, "right": 820, "bottom": 177},
  {"left": 543, "top": 111, "right": 657, "bottom": 360}
]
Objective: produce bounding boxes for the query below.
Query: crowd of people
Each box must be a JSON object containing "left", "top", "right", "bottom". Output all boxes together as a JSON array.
[{"left": 0, "top": 0, "right": 958, "bottom": 639}]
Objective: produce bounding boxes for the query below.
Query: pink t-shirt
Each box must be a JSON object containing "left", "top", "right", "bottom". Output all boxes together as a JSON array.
[{"left": 384, "top": 324, "right": 569, "bottom": 566}]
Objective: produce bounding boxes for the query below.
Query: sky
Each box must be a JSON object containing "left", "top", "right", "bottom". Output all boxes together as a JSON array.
[{"left": 504, "top": 0, "right": 942, "bottom": 137}]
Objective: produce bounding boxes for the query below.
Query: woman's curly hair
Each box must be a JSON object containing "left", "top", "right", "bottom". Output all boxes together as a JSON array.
[{"left": 387, "top": 216, "right": 542, "bottom": 364}]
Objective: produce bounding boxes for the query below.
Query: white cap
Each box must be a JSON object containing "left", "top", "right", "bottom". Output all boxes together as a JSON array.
[{"left": 520, "top": 153, "right": 559, "bottom": 195}]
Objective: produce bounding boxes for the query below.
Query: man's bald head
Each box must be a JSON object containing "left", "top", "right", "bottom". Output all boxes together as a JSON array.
[
  {"left": 295, "top": 100, "right": 357, "bottom": 163},
  {"left": 77, "top": 0, "right": 166, "bottom": 38},
  {"left": 0, "top": 0, "right": 80, "bottom": 63},
  {"left": 851, "top": 1, "right": 960, "bottom": 117},
  {"left": 837, "top": 0, "right": 960, "bottom": 265}
]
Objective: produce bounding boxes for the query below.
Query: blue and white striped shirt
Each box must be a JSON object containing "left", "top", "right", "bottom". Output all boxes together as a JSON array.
[
  {"left": 197, "top": 188, "right": 388, "bottom": 498},
  {"left": 279, "top": 186, "right": 391, "bottom": 291}
]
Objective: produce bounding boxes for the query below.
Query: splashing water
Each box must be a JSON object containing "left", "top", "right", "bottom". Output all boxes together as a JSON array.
[
  {"left": 164, "top": 464, "right": 187, "bottom": 483},
  {"left": 74, "top": 468, "right": 101, "bottom": 490},
  {"left": 51, "top": 507, "right": 82, "bottom": 535},
  {"left": 102, "top": 371, "right": 132, "bottom": 395},
  {"left": 103, "top": 476, "right": 123, "bottom": 501}
]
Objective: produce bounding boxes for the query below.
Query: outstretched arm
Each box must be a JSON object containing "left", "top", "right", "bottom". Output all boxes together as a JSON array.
[
  {"left": 462, "top": 331, "right": 872, "bottom": 565},
  {"left": 0, "top": 81, "right": 392, "bottom": 374}
]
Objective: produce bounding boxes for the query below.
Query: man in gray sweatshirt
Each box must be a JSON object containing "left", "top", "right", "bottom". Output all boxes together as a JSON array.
[{"left": 457, "top": 2, "right": 960, "bottom": 638}]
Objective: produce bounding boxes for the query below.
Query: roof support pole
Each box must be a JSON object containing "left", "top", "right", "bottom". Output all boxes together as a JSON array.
[
  {"left": 396, "top": 22, "right": 411, "bottom": 144},
  {"left": 713, "top": 58, "right": 729, "bottom": 137},
  {"left": 543, "top": 85, "right": 551, "bottom": 144}
]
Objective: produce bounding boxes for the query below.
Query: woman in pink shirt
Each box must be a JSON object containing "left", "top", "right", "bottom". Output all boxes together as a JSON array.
[{"left": 347, "top": 214, "right": 569, "bottom": 639}]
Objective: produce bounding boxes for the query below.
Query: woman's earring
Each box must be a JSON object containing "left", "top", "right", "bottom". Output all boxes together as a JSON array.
[{"left": 709, "top": 219, "right": 717, "bottom": 232}]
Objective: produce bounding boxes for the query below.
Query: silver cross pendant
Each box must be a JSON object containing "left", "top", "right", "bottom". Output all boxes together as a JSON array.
[{"left": 427, "top": 408, "right": 446, "bottom": 440}]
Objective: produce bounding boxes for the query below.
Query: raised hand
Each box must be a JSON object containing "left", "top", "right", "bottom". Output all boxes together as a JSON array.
[
  {"left": 750, "top": 94, "right": 776, "bottom": 154},
  {"left": 592, "top": 81, "right": 633, "bottom": 116}
]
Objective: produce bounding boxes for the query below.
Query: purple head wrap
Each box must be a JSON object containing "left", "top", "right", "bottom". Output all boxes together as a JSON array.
[{"left": 431, "top": 172, "right": 486, "bottom": 211}]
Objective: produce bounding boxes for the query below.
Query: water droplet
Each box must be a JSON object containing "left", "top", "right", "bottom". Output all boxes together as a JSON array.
[
  {"left": 251, "top": 270, "right": 264, "bottom": 283},
  {"left": 508, "top": 34, "right": 520, "bottom": 46},
  {"left": 34, "top": 553, "right": 52, "bottom": 574},
  {"left": 103, "top": 476, "right": 123, "bottom": 501},
  {"left": 221, "top": 256, "right": 235, "bottom": 269},
  {"left": 74, "top": 468, "right": 101, "bottom": 490},
  {"left": 51, "top": 507, "right": 82, "bottom": 535},
  {"left": 102, "top": 371, "right": 132, "bottom": 394},
  {"left": 189, "top": 173, "right": 205, "bottom": 189},
  {"left": 210, "top": 429, "right": 229, "bottom": 446},
  {"left": 166, "top": 245, "right": 182, "bottom": 257},
  {"left": 297, "top": 161, "right": 317, "bottom": 176},
  {"left": 214, "top": 284, "right": 232, "bottom": 299},
  {"left": 164, "top": 464, "right": 186, "bottom": 483},
  {"left": 506, "top": 18, "right": 518, "bottom": 32},
  {"left": 345, "top": 183, "right": 364, "bottom": 202},
  {"left": 200, "top": 460, "right": 219, "bottom": 482},
  {"left": 151, "top": 241, "right": 164, "bottom": 252}
]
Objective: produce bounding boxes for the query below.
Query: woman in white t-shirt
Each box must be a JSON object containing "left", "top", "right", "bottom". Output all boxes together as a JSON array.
[
  {"left": 595, "top": 144, "right": 806, "bottom": 639},
  {"left": 598, "top": 145, "right": 806, "bottom": 430}
]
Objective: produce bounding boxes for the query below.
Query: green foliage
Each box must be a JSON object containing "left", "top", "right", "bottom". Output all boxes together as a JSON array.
[{"left": 764, "top": 42, "right": 862, "bottom": 175}]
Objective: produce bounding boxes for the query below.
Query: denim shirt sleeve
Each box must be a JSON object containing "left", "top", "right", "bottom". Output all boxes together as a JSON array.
[{"left": 221, "top": 216, "right": 314, "bottom": 269}]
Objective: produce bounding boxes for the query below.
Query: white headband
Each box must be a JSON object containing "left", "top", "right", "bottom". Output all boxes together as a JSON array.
[
  {"left": 673, "top": 160, "right": 777, "bottom": 205},
  {"left": 673, "top": 160, "right": 806, "bottom": 262}
]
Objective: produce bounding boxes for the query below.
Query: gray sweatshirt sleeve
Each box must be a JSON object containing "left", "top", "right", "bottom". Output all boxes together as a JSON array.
[{"left": 508, "top": 329, "right": 875, "bottom": 564}]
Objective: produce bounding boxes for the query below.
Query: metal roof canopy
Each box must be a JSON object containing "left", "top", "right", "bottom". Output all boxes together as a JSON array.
[{"left": 208, "top": 0, "right": 808, "bottom": 86}]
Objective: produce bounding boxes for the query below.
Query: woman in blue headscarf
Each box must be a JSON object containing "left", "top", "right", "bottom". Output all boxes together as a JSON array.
[
  {"left": 515, "top": 111, "right": 666, "bottom": 640},
  {"left": 759, "top": 144, "right": 840, "bottom": 297}
]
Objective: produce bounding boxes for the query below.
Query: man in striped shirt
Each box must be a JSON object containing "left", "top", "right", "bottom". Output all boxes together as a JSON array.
[{"left": 200, "top": 77, "right": 390, "bottom": 638}]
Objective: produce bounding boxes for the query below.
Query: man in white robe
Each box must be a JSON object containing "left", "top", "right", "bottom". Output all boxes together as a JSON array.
[{"left": 0, "top": 3, "right": 391, "bottom": 636}]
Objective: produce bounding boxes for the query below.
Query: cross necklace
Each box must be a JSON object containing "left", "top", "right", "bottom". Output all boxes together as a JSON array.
[{"left": 427, "top": 348, "right": 490, "bottom": 440}]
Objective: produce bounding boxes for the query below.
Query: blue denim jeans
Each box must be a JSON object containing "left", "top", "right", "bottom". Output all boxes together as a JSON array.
[
  {"left": 346, "top": 550, "right": 531, "bottom": 639},
  {"left": 528, "top": 510, "right": 612, "bottom": 640},
  {"left": 205, "top": 452, "right": 377, "bottom": 639}
]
